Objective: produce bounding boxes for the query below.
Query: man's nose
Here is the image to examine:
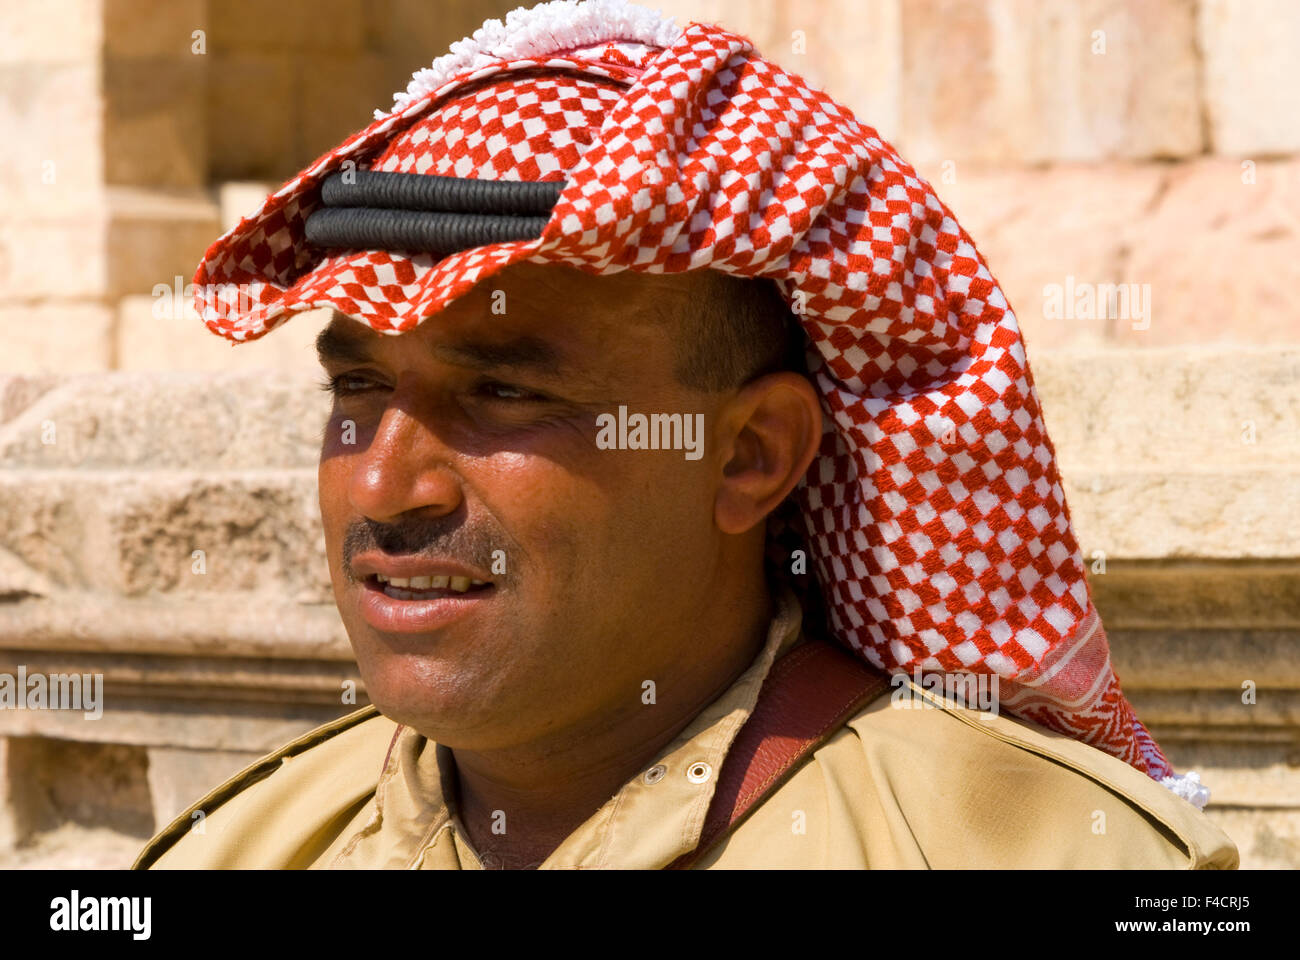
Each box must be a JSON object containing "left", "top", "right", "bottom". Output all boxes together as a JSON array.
[{"left": 347, "top": 383, "right": 463, "bottom": 524}]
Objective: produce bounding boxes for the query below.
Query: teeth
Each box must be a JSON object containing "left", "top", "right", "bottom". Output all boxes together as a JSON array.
[{"left": 373, "top": 573, "right": 489, "bottom": 594}]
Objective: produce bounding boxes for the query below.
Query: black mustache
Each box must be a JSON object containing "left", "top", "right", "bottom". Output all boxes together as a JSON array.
[{"left": 342, "top": 516, "right": 510, "bottom": 582}]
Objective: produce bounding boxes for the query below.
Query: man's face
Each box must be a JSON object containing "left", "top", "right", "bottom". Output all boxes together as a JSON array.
[{"left": 317, "top": 263, "right": 742, "bottom": 750}]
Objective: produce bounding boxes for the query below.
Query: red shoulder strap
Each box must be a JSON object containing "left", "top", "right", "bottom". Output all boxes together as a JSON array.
[{"left": 667, "top": 637, "right": 891, "bottom": 869}]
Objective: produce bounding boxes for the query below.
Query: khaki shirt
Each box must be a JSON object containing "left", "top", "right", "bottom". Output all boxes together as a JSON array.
[{"left": 135, "top": 591, "right": 1238, "bottom": 869}]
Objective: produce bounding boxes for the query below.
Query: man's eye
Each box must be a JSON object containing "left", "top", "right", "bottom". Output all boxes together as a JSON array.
[
  {"left": 475, "top": 380, "right": 545, "bottom": 402},
  {"left": 318, "top": 373, "right": 381, "bottom": 397}
]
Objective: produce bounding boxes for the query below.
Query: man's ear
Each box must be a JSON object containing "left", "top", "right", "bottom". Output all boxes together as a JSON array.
[{"left": 714, "top": 371, "right": 823, "bottom": 535}]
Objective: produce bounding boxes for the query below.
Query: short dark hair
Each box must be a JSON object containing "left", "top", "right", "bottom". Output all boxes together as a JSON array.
[{"left": 672, "top": 272, "right": 807, "bottom": 392}]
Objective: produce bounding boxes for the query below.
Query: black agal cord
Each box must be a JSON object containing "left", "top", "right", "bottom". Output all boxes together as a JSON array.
[{"left": 304, "top": 170, "right": 563, "bottom": 254}]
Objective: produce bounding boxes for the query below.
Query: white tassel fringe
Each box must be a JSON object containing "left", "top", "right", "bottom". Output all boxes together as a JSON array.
[
  {"left": 1161, "top": 771, "right": 1210, "bottom": 811},
  {"left": 378, "top": 0, "right": 682, "bottom": 118}
]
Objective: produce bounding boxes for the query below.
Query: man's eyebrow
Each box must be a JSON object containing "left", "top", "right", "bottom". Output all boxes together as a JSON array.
[
  {"left": 432, "top": 337, "right": 566, "bottom": 377},
  {"left": 315, "top": 322, "right": 374, "bottom": 367},
  {"left": 316, "top": 322, "right": 569, "bottom": 379}
]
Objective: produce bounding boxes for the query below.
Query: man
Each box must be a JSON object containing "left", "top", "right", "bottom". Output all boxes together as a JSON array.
[{"left": 135, "top": 0, "right": 1236, "bottom": 869}]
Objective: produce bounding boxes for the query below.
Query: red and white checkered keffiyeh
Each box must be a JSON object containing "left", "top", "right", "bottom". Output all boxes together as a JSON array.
[{"left": 193, "top": 0, "right": 1207, "bottom": 807}]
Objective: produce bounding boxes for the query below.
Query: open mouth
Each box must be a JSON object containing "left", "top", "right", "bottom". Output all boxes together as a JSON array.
[{"left": 364, "top": 573, "right": 493, "bottom": 601}]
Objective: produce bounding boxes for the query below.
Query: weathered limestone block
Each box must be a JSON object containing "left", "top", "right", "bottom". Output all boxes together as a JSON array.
[
  {"left": 1032, "top": 347, "right": 1300, "bottom": 560},
  {"left": 1157, "top": 739, "right": 1300, "bottom": 810},
  {"left": 654, "top": 0, "right": 904, "bottom": 141},
  {"left": 0, "top": 470, "right": 330, "bottom": 598},
  {"left": 205, "top": 52, "right": 295, "bottom": 182},
  {"left": 1093, "top": 567, "right": 1300, "bottom": 632},
  {"left": 1127, "top": 688, "right": 1300, "bottom": 730},
  {"left": 0, "top": 1, "right": 102, "bottom": 65},
  {"left": 0, "top": 188, "right": 218, "bottom": 308},
  {"left": 1158, "top": 730, "right": 1300, "bottom": 869},
  {"left": 0, "top": 824, "right": 148, "bottom": 869},
  {"left": 897, "top": 0, "right": 1200, "bottom": 165},
  {"left": 1030, "top": 347, "right": 1300, "bottom": 472},
  {"left": 298, "top": 54, "right": 388, "bottom": 168},
  {"left": 116, "top": 296, "right": 330, "bottom": 373},
  {"left": 0, "top": 213, "right": 109, "bottom": 302},
  {"left": 218, "top": 180, "right": 276, "bottom": 233},
  {"left": 910, "top": 159, "right": 1300, "bottom": 351},
  {"left": 1, "top": 735, "right": 153, "bottom": 839},
  {"left": 102, "top": 0, "right": 206, "bottom": 60},
  {"left": 0, "top": 375, "right": 61, "bottom": 424},
  {"left": 366, "top": 0, "right": 523, "bottom": 83},
  {"left": 0, "top": 371, "right": 327, "bottom": 469},
  {"left": 1203, "top": 808, "right": 1300, "bottom": 871},
  {"left": 1200, "top": 0, "right": 1300, "bottom": 156},
  {"left": 145, "top": 746, "right": 264, "bottom": 830},
  {"left": 206, "top": 0, "right": 365, "bottom": 55},
  {"left": 105, "top": 186, "right": 221, "bottom": 302},
  {"left": 1110, "top": 626, "right": 1300, "bottom": 691},
  {"left": 0, "top": 61, "right": 103, "bottom": 215},
  {"left": 103, "top": 55, "right": 207, "bottom": 189},
  {"left": 1062, "top": 469, "right": 1298, "bottom": 560},
  {"left": 1121, "top": 159, "right": 1300, "bottom": 347},
  {"left": 0, "top": 304, "right": 115, "bottom": 375},
  {"left": 1, "top": 0, "right": 208, "bottom": 204},
  {"left": 0, "top": 648, "right": 363, "bottom": 704},
  {"left": 0, "top": 738, "right": 16, "bottom": 848},
  {"left": 912, "top": 161, "right": 1165, "bottom": 350}
]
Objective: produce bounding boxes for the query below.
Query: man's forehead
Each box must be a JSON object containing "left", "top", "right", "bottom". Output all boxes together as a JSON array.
[{"left": 313, "top": 264, "right": 698, "bottom": 371}]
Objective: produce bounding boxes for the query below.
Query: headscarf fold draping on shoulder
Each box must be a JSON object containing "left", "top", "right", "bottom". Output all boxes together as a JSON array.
[{"left": 192, "top": 0, "right": 1207, "bottom": 808}]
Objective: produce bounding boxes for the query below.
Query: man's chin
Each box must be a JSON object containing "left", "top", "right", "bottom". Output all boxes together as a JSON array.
[{"left": 360, "top": 670, "right": 500, "bottom": 741}]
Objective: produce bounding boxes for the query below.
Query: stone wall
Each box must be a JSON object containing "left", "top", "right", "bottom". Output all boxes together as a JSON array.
[{"left": 1, "top": 0, "right": 1296, "bottom": 868}]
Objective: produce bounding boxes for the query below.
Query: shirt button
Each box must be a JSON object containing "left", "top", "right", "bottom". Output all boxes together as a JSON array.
[
  {"left": 686, "top": 761, "right": 712, "bottom": 784},
  {"left": 643, "top": 764, "right": 667, "bottom": 785}
]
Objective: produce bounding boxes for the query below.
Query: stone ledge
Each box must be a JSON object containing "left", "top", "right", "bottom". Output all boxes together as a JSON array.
[
  {"left": 1093, "top": 563, "right": 1300, "bottom": 630},
  {"left": 1063, "top": 470, "right": 1300, "bottom": 560},
  {"left": 1032, "top": 346, "right": 1300, "bottom": 470},
  {"left": 0, "top": 648, "right": 364, "bottom": 703},
  {"left": 1128, "top": 689, "right": 1300, "bottom": 729},
  {"left": 1108, "top": 627, "right": 1300, "bottom": 688},
  {"left": 0, "top": 697, "right": 345, "bottom": 755},
  {"left": 0, "top": 596, "right": 352, "bottom": 660}
]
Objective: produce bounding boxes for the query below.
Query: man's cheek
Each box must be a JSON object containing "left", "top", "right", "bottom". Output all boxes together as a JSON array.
[
  {"left": 480, "top": 451, "right": 612, "bottom": 555},
  {"left": 319, "top": 407, "right": 378, "bottom": 460},
  {"left": 318, "top": 459, "right": 349, "bottom": 590}
]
